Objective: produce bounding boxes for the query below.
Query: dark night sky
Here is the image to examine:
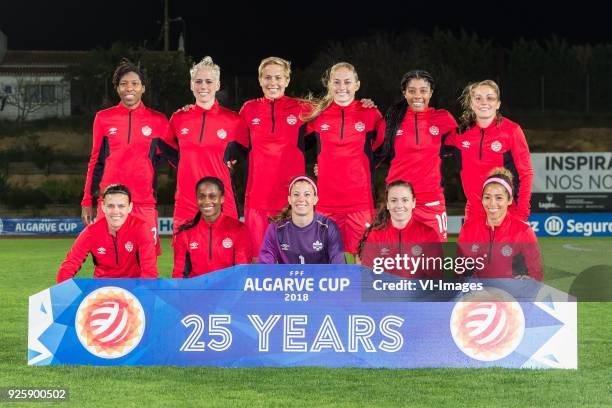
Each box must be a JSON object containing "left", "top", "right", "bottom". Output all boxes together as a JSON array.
[{"left": 1, "top": 1, "right": 610, "bottom": 74}]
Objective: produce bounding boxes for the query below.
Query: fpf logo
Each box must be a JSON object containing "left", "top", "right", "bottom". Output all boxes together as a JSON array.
[
  {"left": 125, "top": 241, "right": 134, "bottom": 253},
  {"left": 75, "top": 287, "right": 145, "bottom": 359},
  {"left": 544, "top": 216, "right": 564, "bottom": 236},
  {"left": 450, "top": 288, "right": 525, "bottom": 361}
]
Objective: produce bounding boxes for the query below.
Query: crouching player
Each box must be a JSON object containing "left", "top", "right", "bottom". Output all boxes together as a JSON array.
[
  {"left": 57, "top": 184, "right": 158, "bottom": 282},
  {"left": 457, "top": 168, "right": 543, "bottom": 280},
  {"left": 357, "top": 180, "right": 443, "bottom": 278},
  {"left": 173, "top": 177, "right": 252, "bottom": 278}
]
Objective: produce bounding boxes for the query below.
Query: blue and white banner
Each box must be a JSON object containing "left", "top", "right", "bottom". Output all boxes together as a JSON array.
[
  {"left": 0, "top": 217, "right": 175, "bottom": 236},
  {"left": 0, "top": 218, "right": 82, "bottom": 236},
  {"left": 528, "top": 212, "right": 612, "bottom": 237},
  {"left": 28, "top": 265, "right": 577, "bottom": 369}
]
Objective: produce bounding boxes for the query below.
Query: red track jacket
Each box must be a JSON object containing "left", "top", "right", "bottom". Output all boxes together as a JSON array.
[
  {"left": 57, "top": 214, "right": 158, "bottom": 282},
  {"left": 173, "top": 213, "right": 253, "bottom": 277},
  {"left": 385, "top": 107, "right": 457, "bottom": 204},
  {"left": 82, "top": 103, "right": 172, "bottom": 207},
  {"left": 167, "top": 101, "right": 249, "bottom": 222},
  {"left": 240, "top": 96, "right": 309, "bottom": 211},
  {"left": 307, "top": 100, "right": 385, "bottom": 212},
  {"left": 449, "top": 118, "right": 534, "bottom": 221},
  {"left": 360, "top": 217, "right": 443, "bottom": 278},
  {"left": 457, "top": 214, "right": 543, "bottom": 280}
]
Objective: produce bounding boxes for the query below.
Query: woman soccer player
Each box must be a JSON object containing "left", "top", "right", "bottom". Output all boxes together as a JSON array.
[
  {"left": 457, "top": 168, "right": 542, "bottom": 280},
  {"left": 259, "top": 175, "right": 345, "bottom": 264},
  {"left": 58, "top": 184, "right": 158, "bottom": 282},
  {"left": 380, "top": 70, "right": 457, "bottom": 241},
  {"left": 239, "top": 57, "right": 311, "bottom": 256},
  {"left": 451, "top": 80, "right": 534, "bottom": 222},
  {"left": 167, "top": 57, "right": 248, "bottom": 231},
  {"left": 173, "top": 176, "right": 252, "bottom": 277},
  {"left": 357, "top": 180, "right": 442, "bottom": 278},
  {"left": 304, "top": 62, "right": 385, "bottom": 256}
]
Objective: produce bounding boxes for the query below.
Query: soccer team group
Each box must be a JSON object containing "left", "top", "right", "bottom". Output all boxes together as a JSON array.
[{"left": 56, "top": 55, "right": 543, "bottom": 282}]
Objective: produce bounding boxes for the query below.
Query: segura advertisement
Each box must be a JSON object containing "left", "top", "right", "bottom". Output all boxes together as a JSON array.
[
  {"left": 531, "top": 152, "right": 612, "bottom": 212},
  {"left": 528, "top": 212, "right": 612, "bottom": 237}
]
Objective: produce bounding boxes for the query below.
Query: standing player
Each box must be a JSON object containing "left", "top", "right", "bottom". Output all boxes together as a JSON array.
[
  {"left": 167, "top": 57, "right": 248, "bottom": 232},
  {"left": 173, "top": 177, "right": 252, "bottom": 277},
  {"left": 81, "top": 59, "right": 173, "bottom": 252},
  {"left": 451, "top": 80, "right": 534, "bottom": 222},
  {"left": 304, "top": 62, "right": 385, "bottom": 256},
  {"left": 380, "top": 70, "right": 457, "bottom": 241},
  {"left": 457, "top": 168, "right": 542, "bottom": 280},
  {"left": 58, "top": 184, "right": 158, "bottom": 282},
  {"left": 239, "top": 57, "right": 310, "bottom": 257},
  {"left": 259, "top": 176, "right": 345, "bottom": 264}
]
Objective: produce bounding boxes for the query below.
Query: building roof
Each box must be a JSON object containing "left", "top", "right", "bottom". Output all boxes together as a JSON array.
[{"left": 0, "top": 50, "right": 89, "bottom": 75}]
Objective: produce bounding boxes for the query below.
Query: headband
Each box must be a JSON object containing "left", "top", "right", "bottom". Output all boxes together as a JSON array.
[
  {"left": 482, "top": 177, "right": 513, "bottom": 197},
  {"left": 289, "top": 176, "right": 318, "bottom": 195}
]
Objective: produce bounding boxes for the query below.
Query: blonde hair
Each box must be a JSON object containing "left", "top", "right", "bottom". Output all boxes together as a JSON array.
[
  {"left": 190, "top": 56, "right": 220, "bottom": 82},
  {"left": 458, "top": 79, "right": 501, "bottom": 132},
  {"left": 301, "top": 62, "right": 359, "bottom": 122},
  {"left": 258, "top": 57, "right": 291, "bottom": 80}
]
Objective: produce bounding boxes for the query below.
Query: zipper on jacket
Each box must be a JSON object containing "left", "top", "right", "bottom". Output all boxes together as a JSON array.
[
  {"left": 199, "top": 111, "right": 207, "bottom": 143},
  {"left": 479, "top": 129, "right": 485, "bottom": 160},
  {"left": 209, "top": 225, "right": 213, "bottom": 260},
  {"left": 398, "top": 231, "right": 402, "bottom": 254},
  {"left": 487, "top": 227, "right": 495, "bottom": 263},
  {"left": 340, "top": 110, "right": 345, "bottom": 139},
  {"left": 112, "top": 235, "right": 119, "bottom": 265},
  {"left": 414, "top": 114, "right": 419, "bottom": 145},
  {"left": 127, "top": 111, "right": 133, "bottom": 144},
  {"left": 271, "top": 100, "right": 276, "bottom": 133}
]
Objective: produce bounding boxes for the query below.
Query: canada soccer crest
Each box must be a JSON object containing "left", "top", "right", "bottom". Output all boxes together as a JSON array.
[
  {"left": 222, "top": 237, "right": 233, "bottom": 249},
  {"left": 450, "top": 288, "right": 525, "bottom": 361},
  {"left": 355, "top": 122, "right": 365, "bottom": 132},
  {"left": 75, "top": 287, "right": 145, "bottom": 359},
  {"left": 429, "top": 126, "right": 439, "bottom": 136},
  {"left": 217, "top": 129, "right": 227, "bottom": 139},
  {"left": 286, "top": 114, "right": 298, "bottom": 125},
  {"left": 141, "top": 126, "right": 152, "bottom": 137},
  {"left": 491, "top": 141, "right": 502, "bottom": 152}
]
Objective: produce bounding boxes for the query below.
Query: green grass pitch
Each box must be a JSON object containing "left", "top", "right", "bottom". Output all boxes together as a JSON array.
[{"left": 0, "top": 237, "right": 611, "bottom": 407}]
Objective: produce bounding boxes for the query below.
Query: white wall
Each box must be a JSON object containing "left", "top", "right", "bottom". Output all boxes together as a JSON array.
[{"left": 0, "top": 74, "right": 71, "bottom": 121}]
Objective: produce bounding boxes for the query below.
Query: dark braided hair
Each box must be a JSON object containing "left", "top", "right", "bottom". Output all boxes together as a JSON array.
[{"left": 380, "top": 70, "right": 435, "bottom": 163}]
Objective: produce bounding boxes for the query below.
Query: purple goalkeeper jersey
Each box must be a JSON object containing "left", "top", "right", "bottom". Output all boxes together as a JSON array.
[{"left": 258, "top": 213, "right": 345, "bottom": 264}]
